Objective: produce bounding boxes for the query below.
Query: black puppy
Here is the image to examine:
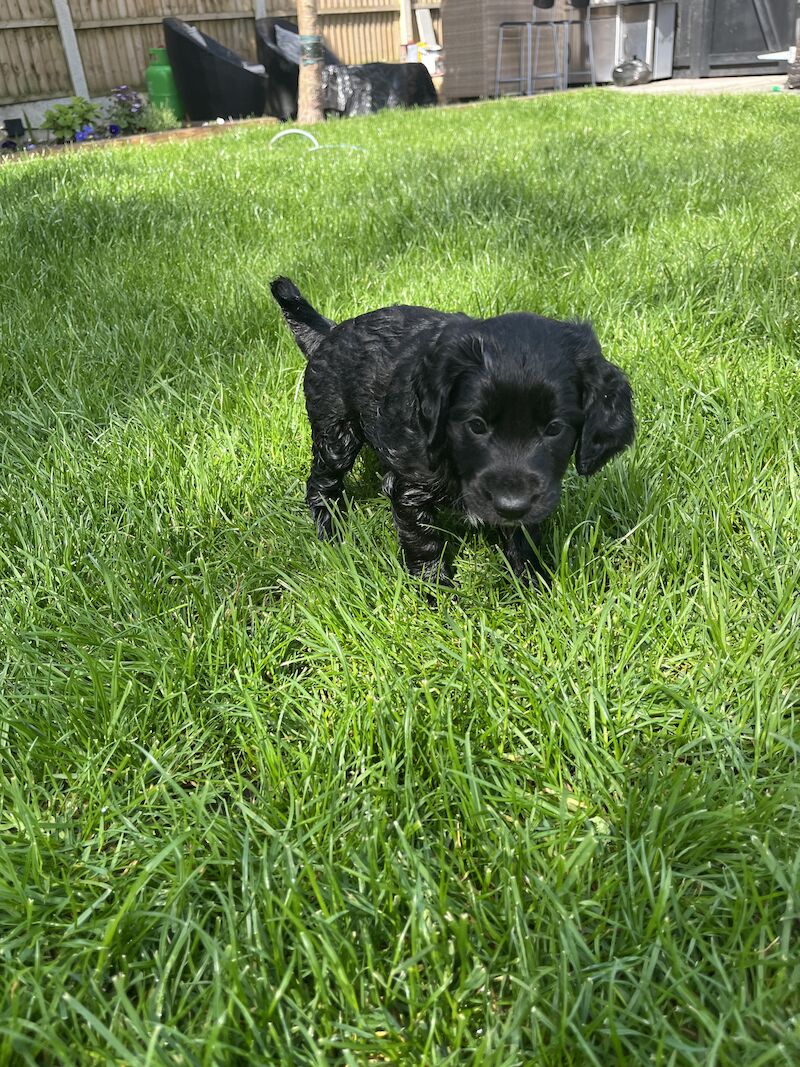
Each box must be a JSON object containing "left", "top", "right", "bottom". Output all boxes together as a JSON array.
[{"left": 272, "top": 277, "right": 634, "bottom": 585}]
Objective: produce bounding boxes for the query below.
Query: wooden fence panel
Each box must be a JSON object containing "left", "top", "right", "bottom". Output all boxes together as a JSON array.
[
  {"left": 67, "top": 0, "right": 249, "bottom": 21},
  {"left": 322, "top": 10, "right": 398, "bottom": 62},
  {"left": 1, "top": 0, "right": 57, "bottom": 20},
  {"left": 78, "top": 25, "right": 166, "bottom": 94},
  {"left": 1, "top": 0, "right": 72, "bottom": 105}
]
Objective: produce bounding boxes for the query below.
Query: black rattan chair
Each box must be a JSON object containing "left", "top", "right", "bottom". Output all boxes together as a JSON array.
[
  {"left": 163, "top": 17, "right": 267, "bottom": 121},
  {"left": 256, "top": 17, "right": 340, "bottom": 121}
]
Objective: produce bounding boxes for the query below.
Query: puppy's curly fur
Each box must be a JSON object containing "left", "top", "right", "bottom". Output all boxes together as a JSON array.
[{"left": 272, "top": 277, "right": 635, "bottom": 584}]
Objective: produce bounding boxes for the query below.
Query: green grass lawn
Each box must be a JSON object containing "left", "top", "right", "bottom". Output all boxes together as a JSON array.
[{"left": 1, "top": 91, "right": 799, "bottom": 1065}]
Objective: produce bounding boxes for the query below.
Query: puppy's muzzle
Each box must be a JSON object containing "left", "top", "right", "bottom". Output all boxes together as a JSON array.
[
  {"left": 492, "top": 491, "right": 534, "bottom": 521},
  {"left": 474, "top": 474, "right": 559, "bottom": 526}
]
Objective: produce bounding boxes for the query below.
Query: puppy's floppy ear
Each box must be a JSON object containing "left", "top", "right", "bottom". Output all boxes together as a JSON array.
[
  {"left": 413, "top": 323, "right": 483, "bottom": 458},
  {"left": 569, "top": 323, "right": 635, "bottom": 477}
]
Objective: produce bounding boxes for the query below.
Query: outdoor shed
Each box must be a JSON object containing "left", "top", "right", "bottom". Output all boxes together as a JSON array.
[{"left": 672, "top": 0, "right": 796, "bottom": 77}]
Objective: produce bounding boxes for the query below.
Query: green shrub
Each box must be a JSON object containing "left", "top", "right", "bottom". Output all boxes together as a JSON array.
[
  {"left": 42, "top": 96, "right": 101, "bottom": 143},
  {"left": 141, "top": 102, "right": 180, "bottom": 133},
  {"left": 106, "top": 85, "right": 146, "bottom": 135}
]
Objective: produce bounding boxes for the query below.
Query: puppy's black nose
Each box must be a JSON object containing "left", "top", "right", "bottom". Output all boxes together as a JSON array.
[{"left": 494, "top": 494, "right": 531, "bottom": 520}]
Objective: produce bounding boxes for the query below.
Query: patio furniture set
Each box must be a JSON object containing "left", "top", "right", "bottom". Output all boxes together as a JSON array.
[{"left": 162, "top": 16, "right": 438, "bottom": 123}]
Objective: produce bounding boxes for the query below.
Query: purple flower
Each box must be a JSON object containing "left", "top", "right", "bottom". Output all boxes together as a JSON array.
[{"left": 108, "top": 124, "right": 120, "bottom": 136}]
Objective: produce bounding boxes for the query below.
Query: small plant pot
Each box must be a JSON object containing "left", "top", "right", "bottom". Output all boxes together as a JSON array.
[{"left": 3, "top": 118, "right": 24, "bottom": 139}]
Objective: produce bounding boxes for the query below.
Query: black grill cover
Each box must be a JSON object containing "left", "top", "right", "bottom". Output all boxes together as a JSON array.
[{"left": 322, "top": 62, "right": 438, "bottom": 116}]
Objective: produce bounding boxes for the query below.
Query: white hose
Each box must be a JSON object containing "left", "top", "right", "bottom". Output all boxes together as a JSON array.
[{"left": 269, "top": 128, "right": 364, "bottom": 152}]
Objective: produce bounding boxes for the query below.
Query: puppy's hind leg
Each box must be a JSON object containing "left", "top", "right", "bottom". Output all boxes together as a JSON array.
[{"left": 307, "top": 421, "right": 362, "bottom": 540}]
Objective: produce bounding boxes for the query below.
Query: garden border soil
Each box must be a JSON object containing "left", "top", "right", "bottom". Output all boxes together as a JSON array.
[{"left": 0, "top": 114, "right": 280, "bottom": 165}]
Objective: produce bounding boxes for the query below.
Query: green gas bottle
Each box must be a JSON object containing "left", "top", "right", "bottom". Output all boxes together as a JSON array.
[{"left": 145, "top": 47, "right": 183, "bottom": 120}]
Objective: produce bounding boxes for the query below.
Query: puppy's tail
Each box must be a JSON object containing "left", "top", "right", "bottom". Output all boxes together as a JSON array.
[{"left": 270, "top": 277, "right": 334, "bottom": 359}]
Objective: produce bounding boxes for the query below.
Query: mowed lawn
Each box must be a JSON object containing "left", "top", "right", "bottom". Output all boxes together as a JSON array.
[{"left": 1, "top": 92, "right": 798, "bottom": 1065}]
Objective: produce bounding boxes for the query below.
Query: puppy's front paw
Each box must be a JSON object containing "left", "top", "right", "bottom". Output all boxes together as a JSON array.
[
  {"left": 311, "top": 503, "right": 344, "bottom": 542},
  {"left": 510, "top": 558, "right": 547, "bottom": 590},
  {"left": 503, "top": 527, "right": 549, "bottom": 589},
  {"left": 409, "top": 558, "right": 454, "bottom": 588}
]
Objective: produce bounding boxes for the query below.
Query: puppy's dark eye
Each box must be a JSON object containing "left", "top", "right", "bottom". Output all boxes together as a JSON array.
[
  {"left": 544, "top": 421, "right": 564, "bottom": 437},
  {"left": 468, "top": 418, "right": 488, "bottom": 436}
]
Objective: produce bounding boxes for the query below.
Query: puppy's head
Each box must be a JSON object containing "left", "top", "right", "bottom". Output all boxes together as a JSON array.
[{"left": 414, "top": 314, "right": 634, "bottom": 527}]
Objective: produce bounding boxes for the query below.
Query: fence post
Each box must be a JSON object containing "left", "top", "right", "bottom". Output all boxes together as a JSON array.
[
  {"left": 399, "top": 0, "right": 413, "bottom": 58},
  {"left": 52, "top": 0, "right": 89, "bottom": 97}
]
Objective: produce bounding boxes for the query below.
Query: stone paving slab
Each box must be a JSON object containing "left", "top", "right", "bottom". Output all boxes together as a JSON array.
[{"left": 607, "top": 74, "right": 791, "bottom": 95}]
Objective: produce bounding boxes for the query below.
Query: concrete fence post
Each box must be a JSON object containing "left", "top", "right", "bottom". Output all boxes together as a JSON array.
[{"left": 52, "top": 0, "right": 89, "bottom": 97}]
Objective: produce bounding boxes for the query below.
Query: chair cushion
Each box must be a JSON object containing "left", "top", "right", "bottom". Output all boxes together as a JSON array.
[
  {"left": 275, "top": 24, "right": 302, "bottom": 65},
  {"left": 183, "top": 23, "right": 208, "bottom": 48}
]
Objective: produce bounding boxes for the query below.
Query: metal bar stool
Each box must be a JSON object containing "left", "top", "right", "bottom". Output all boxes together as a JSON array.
[
  {"left": 496, "top": 2, "right": 594, "bottom": 98},
  {"left": 530, "top": 10, "right": 565, "bottom": 92},
  {"left": 533, "top": 0, "right": 596, "bottom": 92},
  {"left": 494, "top": 21, "right": 533, "bottom": 97}
]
